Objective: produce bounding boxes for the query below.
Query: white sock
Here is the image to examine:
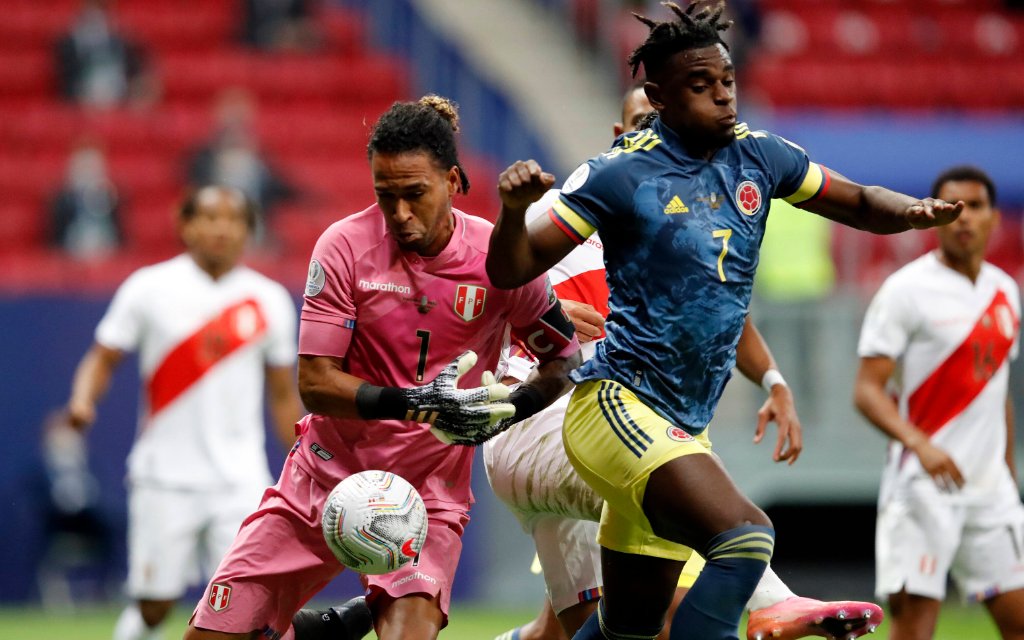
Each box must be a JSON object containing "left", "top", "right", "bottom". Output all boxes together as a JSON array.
[
  {"left": 112, "top": 604, "right": 164, "bottom": 640},
  {"left": 745, "top": 565, "right": 798, "bottom": 612}
]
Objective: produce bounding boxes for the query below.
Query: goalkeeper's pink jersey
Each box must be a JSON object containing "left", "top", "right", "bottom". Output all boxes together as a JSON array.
[{"left": 295, "top": 205, "right": 578, "bottom": 507}]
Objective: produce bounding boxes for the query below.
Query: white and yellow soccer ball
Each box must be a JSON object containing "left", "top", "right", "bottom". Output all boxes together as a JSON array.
[{"left": 321, "top": 470, "right": 428, "bottom": 575}]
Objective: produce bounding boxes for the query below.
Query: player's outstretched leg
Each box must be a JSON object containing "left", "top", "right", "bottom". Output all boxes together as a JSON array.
[
  {"left": 291, "top": 596, "right": 374, "bottom": 640},
  {"left": 745, "top": 597, "right": 883, "bottom": 640}
]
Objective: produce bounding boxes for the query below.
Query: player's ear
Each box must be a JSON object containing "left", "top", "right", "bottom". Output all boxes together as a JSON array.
[
  {"left": 446, "top": 165, "right": 461, "bottom": 196},
  {"left": 644, "top": 81, "right": 665, "bottom": 111},
  {"left": 613, "top": 122, "right": 625, "bottom": 137},
  {"left": 176, "top": 215, "right": 192, "bottom": 246}
]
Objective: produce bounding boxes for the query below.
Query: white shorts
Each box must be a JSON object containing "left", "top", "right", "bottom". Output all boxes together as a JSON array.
[
  {"left": 484, "top": 392, "right": 605, "bottom": 613},
  {"left": 875, "top": 477, "right": 1024, "bottom": 602},
  {"left": 127, "top": 481, "right": 266, "bottom": 600}
]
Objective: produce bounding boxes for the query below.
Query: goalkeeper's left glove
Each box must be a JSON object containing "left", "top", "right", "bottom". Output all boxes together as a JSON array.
[{"left": 430, "top": 378, "right": 544, "bottom": 446}]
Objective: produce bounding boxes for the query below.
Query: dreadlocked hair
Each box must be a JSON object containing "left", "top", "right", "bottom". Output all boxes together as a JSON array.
[
  {"left": 627, "top": 1, "right": 732, "bottom": 79},
  {"left": 367, "top": 94, "right": 471, "bottom": 194}
]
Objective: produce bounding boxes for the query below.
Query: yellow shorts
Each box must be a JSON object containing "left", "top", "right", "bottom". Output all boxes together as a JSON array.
[
  {"left": 563, "top": 379, "right": 713, "bottom": 562},
  {"left": 679, "top": 553, "right": 705, "bottom": 588}
]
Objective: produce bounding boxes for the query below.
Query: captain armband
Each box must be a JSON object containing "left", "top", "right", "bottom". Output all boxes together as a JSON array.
[{"left": 519, "top": 301, "right": 577, "bottom": 359}]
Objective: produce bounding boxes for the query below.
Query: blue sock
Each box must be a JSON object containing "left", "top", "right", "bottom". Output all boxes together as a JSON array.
[
  {"left": 669, "top": 524, "right": 775, "bottom": 640},
  {"left": 572, "top": 598, "right": 661, "bottom": 640}
]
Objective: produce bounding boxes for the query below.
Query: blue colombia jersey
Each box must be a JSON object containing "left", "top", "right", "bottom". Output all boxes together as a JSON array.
[{"left": 551, "top": 118, "right": 828, "bottom": 433}]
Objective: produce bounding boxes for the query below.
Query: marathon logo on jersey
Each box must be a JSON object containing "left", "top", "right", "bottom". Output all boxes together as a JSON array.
[
  {"left": 666, "top": 426, "right": 694, "bottom": 442},
  {"left": 359, "top": 279, "right": 412, "bottom": 295},
  {"left": 453, "top": 285, "right": 487, "bottom": 321},
  {"left": 305, "top": 259, "right": 326, "bottom": 296},
  {"left": 208, "top": 583, "right": 232, "bottom": 612},
  {"left": 735, "top": 181, "right": 762, "bottom": 216},
  {"left": 391, "top": 571, "right": 438, "bottom": 589},
  {"left": 310, "top": 442, "right": 334, "bottom": 461}
]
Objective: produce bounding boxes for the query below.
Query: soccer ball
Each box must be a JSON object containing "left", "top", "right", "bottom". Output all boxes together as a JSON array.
[{"left": 321, "top": 470, "right": 428, "bottom": 575}]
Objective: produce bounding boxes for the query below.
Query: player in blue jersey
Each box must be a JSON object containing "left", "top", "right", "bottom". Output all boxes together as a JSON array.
[{"left": 484, "top": 3, "right": 963, "bottom": 640}]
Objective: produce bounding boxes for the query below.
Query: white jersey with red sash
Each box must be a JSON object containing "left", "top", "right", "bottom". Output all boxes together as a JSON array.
[
  {"left": 858, "top": 251, "right": 1021, "bottom": 504},
  {"left": 95, "top": 254, "right": 298, "bottom": 489},
  {"left": 503, "top": 188, "right": 607, "bottom": 382}
]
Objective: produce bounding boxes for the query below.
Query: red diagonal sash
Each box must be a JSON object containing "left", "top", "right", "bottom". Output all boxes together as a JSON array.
[
  {"left": 147, "top": 298, "right": 267, "bottom": 416},
  {"left": 907, "top": 289, "right": 1017, "bottom": 436}
]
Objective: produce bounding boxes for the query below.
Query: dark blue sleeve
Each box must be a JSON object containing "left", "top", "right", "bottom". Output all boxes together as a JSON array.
[
  {"left": 756, "top": 133, "right": 814, "bottom": 199},
  {"left": 555, "top": 155, "right": 633, "bottom": 235}
]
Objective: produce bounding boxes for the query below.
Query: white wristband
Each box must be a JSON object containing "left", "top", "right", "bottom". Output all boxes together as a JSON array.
[{"left": 761, "top": 369, "right": 787, "bottom": 393}]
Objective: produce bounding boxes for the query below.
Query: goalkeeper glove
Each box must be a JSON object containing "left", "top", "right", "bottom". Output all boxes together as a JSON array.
[{"left": 355, "top": 350, "right": 514, "bottom": 429}]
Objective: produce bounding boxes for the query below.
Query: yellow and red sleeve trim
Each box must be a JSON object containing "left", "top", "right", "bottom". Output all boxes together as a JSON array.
[
  {"left": 783, "top": 162, "right": 831, "bottom": 205},
  {"left": 550, "top": 199, "right": 597, "bottom": 245}
]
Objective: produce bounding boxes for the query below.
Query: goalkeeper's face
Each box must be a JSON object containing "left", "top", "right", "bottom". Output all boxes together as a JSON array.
[{"left": 372, "top": 150, "right": 460, "bottom": 257}]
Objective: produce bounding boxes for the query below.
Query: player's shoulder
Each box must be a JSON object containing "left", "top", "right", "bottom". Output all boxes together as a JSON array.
[
  {"left": 233, "top": 264, "right": 291, "bottom": 297},
  {"left": 453, "top": 208, "right": 495, "bottom": 253},
  {"left": 875, "top": 253, "right": 938, "bottom": 298},
  {"left": 733, "top": 123, "right": 804, "bottom": 156},
  {"left": 564, "top": 142, "right": 652, "bottom": 201},
  {"left": 320, "top": 205, "right": 381, "bottom": 239},
  {"left": 982, "top": 261, "right": 1021, "bottom": 296},
  {"left": 121, "top": 254, "right": 187, "bottom": 286},
  {"left": 315, "top": 205, "right": 390, "bottom": 257}
]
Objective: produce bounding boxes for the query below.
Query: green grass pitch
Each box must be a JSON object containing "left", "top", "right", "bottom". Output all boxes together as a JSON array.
[{"left": 0, "top": 601, "right": 1002, "bottom": 639}]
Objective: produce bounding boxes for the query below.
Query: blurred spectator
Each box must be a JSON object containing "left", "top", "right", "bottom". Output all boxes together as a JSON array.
[
  {"left": 242, "top": 0, "right": 322, "bottom": 51},
  {"left": 50, "top": 140, "right": 123, "bottom": 259},
  {"left": 185, "top": 88, "right": 297, "bottom": 243},
  {"left": 55, "top": 0, "right": 159, "bottom": 109},
  {"left": 35, "top": 409, "right": 115, "bottom": 609}
]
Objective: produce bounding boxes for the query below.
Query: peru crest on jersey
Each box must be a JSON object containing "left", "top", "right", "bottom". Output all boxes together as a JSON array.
[{"left": 453, "top": 285, "right": 486, "bottom": 321}]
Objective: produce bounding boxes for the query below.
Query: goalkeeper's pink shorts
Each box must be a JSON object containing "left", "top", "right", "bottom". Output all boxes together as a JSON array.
[{"left": 189, "top": 455, "right": 469, "bottom": 639}]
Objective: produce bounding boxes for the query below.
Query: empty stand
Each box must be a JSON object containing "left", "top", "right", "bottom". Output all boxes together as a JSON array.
[
  {"left": 750, "top": 0, "right": 1024, "bottom": 112},
  {"left": 0, "top": 0, "right": 504, "bottom": 293}
]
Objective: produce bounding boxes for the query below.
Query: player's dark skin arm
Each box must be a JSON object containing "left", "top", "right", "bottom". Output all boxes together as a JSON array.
[
  {"left": 518, "top": 349, "right": 583, "bottom": 406},
  {"left": 488, "top": 161, "right": 573, "bottom": 289},
  {"left": 734, "top": 317, "right": 802, "bottom": 464},
  {"left": 298, "top": 355, "right": 373, "bottom": 420},
  {"left": 798, "top": 172, "right": 964, "bottom": 235},
  {"left": 854, "top": 355, "right": 964, "bottom": 489}
]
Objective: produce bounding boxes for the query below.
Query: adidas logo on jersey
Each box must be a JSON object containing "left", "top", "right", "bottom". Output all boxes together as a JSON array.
[{"left": 664, "top": 196, "right": 689, "bottom": 215}]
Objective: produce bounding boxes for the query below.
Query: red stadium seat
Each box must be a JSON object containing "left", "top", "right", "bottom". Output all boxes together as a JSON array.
[
  {"left": 0, "top": 51, "right": 57, "bottom": 99},
  {"left": 0, "top": 197, "right": 46, "bottom": 250}
]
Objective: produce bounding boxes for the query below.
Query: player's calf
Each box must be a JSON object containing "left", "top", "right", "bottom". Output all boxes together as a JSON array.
[{"left": 673, "top": 524, "right": 776, "bottom": 639}]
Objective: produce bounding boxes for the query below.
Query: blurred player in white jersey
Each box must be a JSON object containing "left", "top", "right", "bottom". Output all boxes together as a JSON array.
[
  {"left": 65, "top": 186, "right": 305, "bottom": 640},
  {"left": 184, "top": 96, "right": 581, "bottom": 640},
  {"left": 487, "top": 85, "right": 882, "bottom": 640},
  {"left": 855, "top": 166, "right": 1024, "bottom": 640}
]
